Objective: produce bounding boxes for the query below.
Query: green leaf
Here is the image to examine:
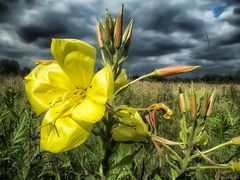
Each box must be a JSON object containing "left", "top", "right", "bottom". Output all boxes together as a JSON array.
[{"left": 110, "top": 147, "right": 141, "bottom": 170}]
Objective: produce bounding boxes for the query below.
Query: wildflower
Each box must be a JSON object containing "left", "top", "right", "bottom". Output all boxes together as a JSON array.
[
  {"left": 25, "top": 39, "right": 113, "bottom": 153},
  {"left": 112, "top": 108, "right": 150, "bottom": 141}
]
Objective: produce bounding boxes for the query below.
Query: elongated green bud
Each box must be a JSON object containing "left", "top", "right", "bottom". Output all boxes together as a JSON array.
[
  {"left": 200, "top": 92, "right": 209, "bottom": 118},
  {"left": 108, "top": 14, "right": 114, "bottom": 35},
  {"left": 103, "top": 12, "right": 110, "bottom": 44}
]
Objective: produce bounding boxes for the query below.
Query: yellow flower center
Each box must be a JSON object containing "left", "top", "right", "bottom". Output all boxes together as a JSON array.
[{"left": 40, "top": 86, "right": 91, "bottom": 136}]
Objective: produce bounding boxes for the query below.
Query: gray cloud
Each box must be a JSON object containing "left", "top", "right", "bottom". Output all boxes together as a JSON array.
[{"left": 0, "top": 0, "right": 239, "bottom": 76}]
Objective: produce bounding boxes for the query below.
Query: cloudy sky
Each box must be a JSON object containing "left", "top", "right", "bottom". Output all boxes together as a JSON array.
[{"left": 0, "top": 0, "right": 240, "bottom": 76}]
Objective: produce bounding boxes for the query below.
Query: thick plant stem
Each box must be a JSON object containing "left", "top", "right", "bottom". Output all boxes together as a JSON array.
[
  {"left": 102, "top": 113, "right": 115, "bottom": 179},
  {"left": 177, "top": 121, "right": 195, "bottom": 178}
]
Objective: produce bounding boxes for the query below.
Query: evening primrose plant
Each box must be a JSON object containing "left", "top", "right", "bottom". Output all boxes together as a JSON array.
[{"left": 24, "top": 5, "right": 240, "bottom": 179}]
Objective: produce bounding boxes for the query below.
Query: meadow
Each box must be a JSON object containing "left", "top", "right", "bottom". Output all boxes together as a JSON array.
[{"left": 0, "top": 75, "right": 240, "bottom": 179}]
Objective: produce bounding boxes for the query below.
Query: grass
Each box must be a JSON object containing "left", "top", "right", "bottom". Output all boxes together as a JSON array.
[{"left": 0, "top": 75, "right": 240, "bottom": 179}]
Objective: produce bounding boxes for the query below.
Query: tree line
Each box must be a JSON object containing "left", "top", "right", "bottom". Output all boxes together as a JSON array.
[
  {"left": 0, "top": 59, "right": 31, "bottom": 76},
  {"left": 0, "top": 59, "right": 239, "bottom": 83}
]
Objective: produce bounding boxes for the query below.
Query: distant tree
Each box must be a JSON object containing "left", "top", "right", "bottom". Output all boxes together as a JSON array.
[{"left": 0, "top": 59, "right": 20, "bottom": 75}]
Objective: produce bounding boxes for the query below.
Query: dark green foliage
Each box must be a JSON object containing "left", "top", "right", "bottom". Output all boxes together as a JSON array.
[
  {"left": 0, "top": 59, "right": 31, "bottom": 76},
  {"left": 0, "top": 59, "right": 20, "bottom": 75}
]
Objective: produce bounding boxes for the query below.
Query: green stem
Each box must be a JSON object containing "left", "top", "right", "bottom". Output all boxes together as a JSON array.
[
  {"left": 114, "top": 72, "right": 154, "bottom": 95},
  {"left": 105, "top": 46, "right": 113, "bottom": 65},
  {"left": 177, "top": 121, "right": 195, "bottom": 177},
  {"left": 162, "top": 143, "right": 182, "bottom": 162},
  {"left": 101, "top": 49, "right": 107, "bottom": 64},
  {"left": 102, "top": 112, "right": 115, "bottom": 178},
  {"left": 190, "top": 141, "right": 233, "bottom": 160},
  {"left": 187, "top": 164, "right": 230, "bottom": 171}
]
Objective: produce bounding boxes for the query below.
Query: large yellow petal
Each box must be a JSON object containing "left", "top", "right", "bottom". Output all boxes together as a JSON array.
[
  {"left": 71, "top": 65, "right": 114, "bottom": 123},
  {"left": 40, "top": 103, "right": 92, "bottom": 153},
  {"left": 25, "top": 61, "right": 74, "bottom": 115},
  {"left": 86, "top": 64, "right": 114, "bottom": 104},
  {"left": 71, "top": 98, "right": 106, "bottom": 124},
  {"left": 51, "top": 38, "right": 96, "bottom": 88}
]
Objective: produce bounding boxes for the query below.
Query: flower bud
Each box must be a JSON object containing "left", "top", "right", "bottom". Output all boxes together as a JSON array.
[
  {"left": 108, "top": 14, "right": 114, "bottom": 35},
  {"left": 179, "top": 87, "right": 186, "bottom": 113},
  {"left": 154, "top": 66, "right": 200, "bottom": 77},
  {"left": 114, "top": 5, "right": 123, "bottom": 48},
  {"left": 190, "top": 91, "right": 197, "bottom": 121},
  {"left": 122, "top": 19, "right": 133, "bottom": 45},
  {"left": 200, "top": 92, "right": 209, "bottom": 118},
  {"left": 96, "top": 19, "right": 104, "bottom": 48},
  {"left": 206, "top": 89, "right": 216, "bottom": 117},
  {"left": 232, "top": 136, "right": 240, "bottom": 145},
  {"left": 103, "top": 13, "right": 110, "bottom": 44}
]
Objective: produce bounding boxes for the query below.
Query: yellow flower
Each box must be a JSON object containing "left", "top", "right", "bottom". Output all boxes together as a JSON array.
[
  {"left": 112, "top": 108, "right": 150, "bottom": 141},
  {"left": 25, "top": 39, "right": 113, "bottom": 153}
]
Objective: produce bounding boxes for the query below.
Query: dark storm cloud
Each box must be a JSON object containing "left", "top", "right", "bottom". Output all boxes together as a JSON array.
[
  {"left": 217, "top": 5, "right": 240, "bottom": 28},
  {"left": 17, "top": 3, "right": 96, "bottom": 49},
  {"left": 0, "top": 0, "right": 37, "bottom": 22},
  {"left": 130, "top": 33, "right": 195, "bottom": 57},
  {"left": 134, "top": 2, "right": 205, "bottom": 34},
  {"left": 217, "top": 31, "right": 240, "bottom": 45},
  {"left": 0, "top": 0, "right": 19, "bottom": 22},
  {"left": 191, "top": 43, "right": 240, "bottom": 61},
  {"left": 18, "top": 23, "right": 67, "bottom": 43},
  {"left": 233, "top": 7, "right": 240, "bottom": 14},
  {"left": 0, "top": 0, "right": 239, "bottom": 76}
]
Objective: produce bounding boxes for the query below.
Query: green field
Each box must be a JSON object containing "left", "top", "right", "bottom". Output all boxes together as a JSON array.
[{"left": 1, "top": 75, "right": 240, "bottom": 179}]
